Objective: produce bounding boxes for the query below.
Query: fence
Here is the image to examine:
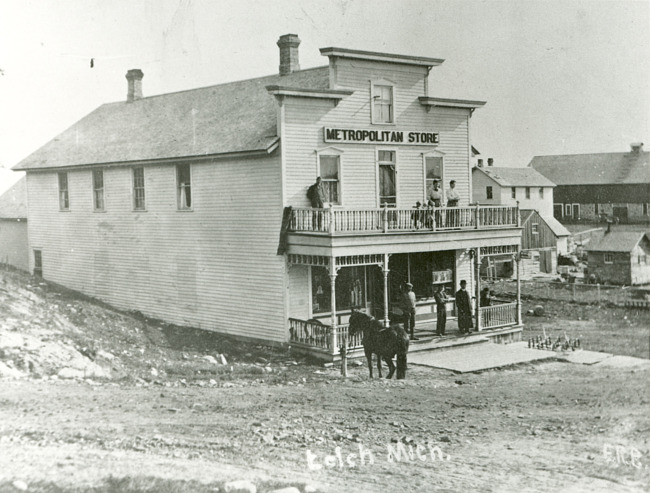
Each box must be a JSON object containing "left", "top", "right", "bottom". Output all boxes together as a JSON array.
[
  {"left": 480, "top": 302, "right": 517, "bottom": 329},
  {"left": 483, "top": 278, "right": 650, "bottom": 306}
]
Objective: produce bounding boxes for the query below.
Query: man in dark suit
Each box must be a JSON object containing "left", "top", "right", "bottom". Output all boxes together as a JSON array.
[
  {"left": 455, "top": 280, "right": 474, "bottom": 334},
  {"left": 433, "top": 285, "right": 448, "bottom": 336}
]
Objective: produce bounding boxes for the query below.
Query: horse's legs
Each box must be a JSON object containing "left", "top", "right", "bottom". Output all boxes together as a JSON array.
[
  {"left": 366, "top": 349, "right": 373, "bottom": 379},
  {"left": 396, "top": 354, "right": 407, "bottom": 380},
  {"left": 376, "top": 353, "right": 383, "bottom": 378},
  {"left": 385, "top": 356, "right": 396, "bottom": 379}
]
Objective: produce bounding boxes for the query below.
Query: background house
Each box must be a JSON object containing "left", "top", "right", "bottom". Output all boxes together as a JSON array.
[
  {"left": 0, "top": 177, "right": 28, "bottom": 271},
  {"left": 585, "top": 231, "right": 650, "bottom": 285},
  {"left": 472, "top": 165, "right": 556, "bottom": 217},
  {"left": 529, "top": 143, "right": 650, "bottom": 224}
]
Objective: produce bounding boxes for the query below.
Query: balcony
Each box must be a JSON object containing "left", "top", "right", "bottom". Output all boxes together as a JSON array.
[{"left": 289, "top": 205, "right": 518, "bottom": 235}]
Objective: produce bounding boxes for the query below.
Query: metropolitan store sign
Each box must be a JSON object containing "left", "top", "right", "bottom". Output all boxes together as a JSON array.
[{"left": 324, "top": 127, "right": 439, "bottom": 145}]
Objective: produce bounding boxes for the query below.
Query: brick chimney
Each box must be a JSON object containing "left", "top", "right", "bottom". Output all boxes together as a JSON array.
[
  {"left": 477, "top": 159, "right": 484, "bottom": 167},
  {"left": 487, "top": 158, "right": 494, "bottom": 167},
  {"left": 126, "top": 69, "right": 144, "bottom": 102},
  {"left": 277, "top": 34, "right": 301, "bottom": 76},
  {"left": 630, "top": 142, "right": 644, "bottom": 155}
]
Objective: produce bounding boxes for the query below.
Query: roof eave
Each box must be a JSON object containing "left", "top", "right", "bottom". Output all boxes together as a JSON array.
[
  {"left": 320, "top": 47, "right": 444, "bottom": 67},
  {"left": 419, "top": 96, "right": 486, "bottom": 109},
  {"left": 265, "top": 85, "right": 354, "bottom": 101}
]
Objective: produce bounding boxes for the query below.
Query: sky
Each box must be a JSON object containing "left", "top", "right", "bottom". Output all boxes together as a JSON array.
[{"left": 0, "top": 0, "right": 648, "bottom": 194}]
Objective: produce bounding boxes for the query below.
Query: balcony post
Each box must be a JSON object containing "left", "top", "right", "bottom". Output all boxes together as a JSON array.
[
  {"left": 328, "top": 208, "right": 335, "bottom": 234},
  {"left": 515, "top": 252, "right": 522, "bottom": 325},
  {"left": 516, "top": 201, "right": 521, "bottom": 227},
  {"left": 382, "top": 253, "right": 390, "bottom": 328},
  {"left": 475, "top": 203, "right": 480, "bottom": 229},
  {"left": 475, "top": 248, "right": 482, "bottom": 331},
  {"left": 328, "top": 257, "right": 339, "bottom": 355},
  {"left": 382, "top": 203, "right": 388, "bottom": 233}
]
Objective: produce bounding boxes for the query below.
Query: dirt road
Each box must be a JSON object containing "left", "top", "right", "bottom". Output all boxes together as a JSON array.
[{"left": 1, "top": 360, "right": 648, "bottom": 492}]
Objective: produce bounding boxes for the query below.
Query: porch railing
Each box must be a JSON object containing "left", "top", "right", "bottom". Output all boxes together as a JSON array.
[
  {"left": 289, "top": 205, "right": 518, "bottom": 234},
  {"left": 289, "top": 318, "right": 363, "bottom": 353},
  {"left": 479, "top": 302, "right": 518, "bottom": 330}
]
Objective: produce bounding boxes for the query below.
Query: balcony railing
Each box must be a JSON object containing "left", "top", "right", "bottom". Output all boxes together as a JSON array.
[
  {"left": 289, "top": 318, "right": 363, "bottom": 354},
  {"left": 289, "top": 205, "right": 518, "bottom": 234},
  {"left": 479, "top": 302, "right": 518, "bottom": 330}
]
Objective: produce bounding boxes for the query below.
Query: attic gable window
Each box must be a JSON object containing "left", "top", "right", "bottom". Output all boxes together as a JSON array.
[
  {"left": 177, "top": 164, "right": 192, "bottom": 210},
  {"left": 58, "top": 172, "right": 69, "bottom": 211},
  {"left": 371, "top": 81, "right": 394, "bottom": 124}
]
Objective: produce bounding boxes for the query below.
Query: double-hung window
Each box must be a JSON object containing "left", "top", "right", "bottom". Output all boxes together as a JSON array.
[
  {"left": 319, "top": 155, "right": 340, "bottom": 204},
  {"left": 58, "top": 172, "right": 69, "bottom": 211},
  {"left": 511, "top": 187, "right": 516, "bottom": 199},
  {"left": 486, "top": 186, "right": 493, "bottom": 200},
  {"left": 177, "top": 164, "right": 192, "bottom": 210},
  {"left": 539, "top": 187, "right": 544, "bottom": 199},
  {"left": 93, "top": 170, "right": 104, "bottom": 211},
  {"left": 378, "top": 150, "right": 396, "bottom": 206},
  {"left": 372, "top": 83, "right": 394, "bottom": 124},
  {"left": 525, "top": 187, "right": 531, "bottom": 199},
  {"left": 604, "top": 253, "right": 614, "bottom": 264},
  {"left": 133, "top": 167, "right": 145, "bottom": 210}
]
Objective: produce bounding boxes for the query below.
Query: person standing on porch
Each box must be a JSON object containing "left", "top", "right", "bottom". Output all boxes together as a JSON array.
[
  {"left": 433, "top": 285, "right": 448, "bottom": 336},
  {"left": 455, "top": 280, "right": 474, "bottom": 334},
  {"left": 402, "top": 283, "right": 418, "bottom": 341}
]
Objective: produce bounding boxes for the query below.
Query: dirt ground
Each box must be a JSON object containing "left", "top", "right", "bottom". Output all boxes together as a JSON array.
[{"left": 1, "top": 268, "right": 649, "bottom": 493}]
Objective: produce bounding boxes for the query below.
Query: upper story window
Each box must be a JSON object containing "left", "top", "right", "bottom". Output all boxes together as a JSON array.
[
  {"left": 177, "top": 164, "right": 192, "bottom": 210},
  {"left": 133, "top": 167, "right": 146, "bottom": 211},
  {"left": 525, "top": 187, "right": 531, "bottom": 199},
  {"left": 604, "top": 253, "right": 614, "bottom": 264},
  {"left": 319, "top": 155, "right": 340, "bottom": 204},
  {"left": 371, "top": 82, "right": 394, "bottom": 124},
  {"left": 539, "top": 187, "right": 544, "bottom": 199},
  {"left": 58, "top": 172, "right": 69, "bottom": 211},
  {"left": 511, "top": 187, "right": 516, "bottom": 199},
  {"left": 378, "top": 150, "right": 397, "bottom": 206},
  {"left": 93, "top": 170, "right": 104, "bottom": 211},
  {"left": 486, "top": 186, "right": 493, "bottom": 200}
]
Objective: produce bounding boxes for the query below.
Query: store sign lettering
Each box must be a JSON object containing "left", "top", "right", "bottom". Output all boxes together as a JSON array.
[{"left": 324, "top": 127, "right": 439, "bottom": 145}]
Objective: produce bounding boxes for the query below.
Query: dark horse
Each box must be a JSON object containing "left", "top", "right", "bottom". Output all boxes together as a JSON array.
[{"left": 348, "top": 310, "right": 410, "bottom": 379}]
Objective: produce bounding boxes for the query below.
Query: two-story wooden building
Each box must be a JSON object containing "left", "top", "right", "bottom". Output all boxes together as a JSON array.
[{"left": 14, "top": 35, "right": 524, "bottom": 359}]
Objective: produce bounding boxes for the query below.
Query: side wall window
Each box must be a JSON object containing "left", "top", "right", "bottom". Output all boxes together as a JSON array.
[
  {"left": 511, "top": 187, "right": 516, "bottom": 199},
  {"left": 133, "top": 167, "right": 146, "bottom": 210},
  {"left": 486, "top": 186, "right": 493, "bottom": 200},
  {"left": 93, "top": 169, "right": 104, "bottom": 211},
  {"left": 177, "top": 164, "right": 192, "bottom": 210},
  {"left": 58, "top": 172, "right": 69, "bottom": 210}
]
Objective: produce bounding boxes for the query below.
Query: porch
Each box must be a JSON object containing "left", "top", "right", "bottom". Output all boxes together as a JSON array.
[{"left": 288, "top": 299, "right": 522, "bottom": 361}]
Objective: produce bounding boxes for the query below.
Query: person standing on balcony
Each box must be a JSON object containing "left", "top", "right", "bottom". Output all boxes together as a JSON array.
[
  {"left": 426, "top": 180, "right": 442, "bottom": 207},
  {"left": 433, "top": 284, "right": 448, "bottom": 336},
  {"left": 402, "top": 283, "right": 418, "bottom": 341},
  {"left": 446, "top": 180, "right": 460, "bottom": 207},
  {"left": 307, "top": 177, "right": 326, "bottom": 229},
  {"left": 455, "top": 280, "right": 474, "bottom": 334}
]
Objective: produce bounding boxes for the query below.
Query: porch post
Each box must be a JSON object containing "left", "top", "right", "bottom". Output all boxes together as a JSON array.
[
  {"left": 382, "top": 253, "right": 390, "bottom": 328},
  {"left": 328, "top": 257, "right": 339, "bottom": 354},
  {"left": 475, "top": 248, "right": 482, "bottom": 331},
  {"left": 515, "top": 253, "right": 522, "bottom": 325}
]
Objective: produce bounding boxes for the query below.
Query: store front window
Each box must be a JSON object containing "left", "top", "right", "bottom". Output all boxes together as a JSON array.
[
  {"left": 389, "top": 251, "right": 455, "bottom": 302},
  {"left": 311, "top": 266, "right": 368, "bottom": 314}
]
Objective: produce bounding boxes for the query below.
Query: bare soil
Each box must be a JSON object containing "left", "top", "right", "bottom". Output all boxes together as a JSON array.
[{"left": 0, "top": 268, "right": 649, "bottom": 493}]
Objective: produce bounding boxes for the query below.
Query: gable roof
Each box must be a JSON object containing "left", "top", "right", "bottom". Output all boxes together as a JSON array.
[
  {"left": 529, "top": 150, "right": 649, "bottom": 186},
  {"left": 473, "top": 166, "right": 556, "bottom": 187},
  {"left": 0, "top": 177, "right": 27, "bottom": 218},
  {"left": 586, "top": 232, "right": 649, "bottom": 252},
  {"left": 520, "top": 209, "right": 571, "bottom": 238},
  {"left": 13, "top": 67, "right": 330, "bottom": 171}
]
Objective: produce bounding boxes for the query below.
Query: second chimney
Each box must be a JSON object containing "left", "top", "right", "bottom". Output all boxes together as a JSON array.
[
  {"left": 277, "top": 34, "right": 301, "bottom": 76},
  {"left": 487, "top": 158, "right": 494, "bottom": 166},
  {"left": 126, "top": 69, "right": 144, "bottom": 102}
]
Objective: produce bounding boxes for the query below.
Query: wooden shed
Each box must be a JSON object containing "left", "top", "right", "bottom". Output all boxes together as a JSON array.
[{"left": 586, "top": 231, "right": 650, "bottom": 285}]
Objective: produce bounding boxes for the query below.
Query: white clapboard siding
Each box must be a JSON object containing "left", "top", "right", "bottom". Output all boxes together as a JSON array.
[
  {"left": 0, "top": 220, "right": 29, "bottom": 271},
  {"left": 26, "top": 155, "right": 288, "bottom": 342},
  {"left": 288, "top": 264, "right": 310, "bottom": 320},
  {"left": 282, "top": 59, "right": 471, "bottom": 209}
]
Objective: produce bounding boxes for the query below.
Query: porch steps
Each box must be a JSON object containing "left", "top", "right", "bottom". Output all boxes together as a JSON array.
[{"left": 408, "top": 333, "right": 490, "bottom": 354}]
